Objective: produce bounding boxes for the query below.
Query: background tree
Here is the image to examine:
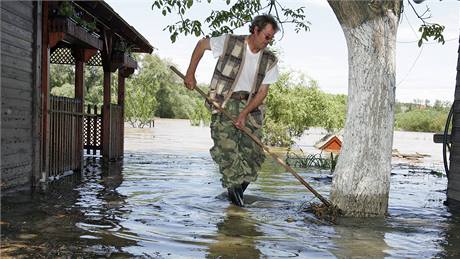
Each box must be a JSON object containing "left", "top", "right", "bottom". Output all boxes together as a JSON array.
[
  {"left": 50, "top": 64, "right": 110, "bottom": 106},
  {"left": 264, "top": 72, "right": 346, "bottom": 146},
  {"left": 125, "top": 54, "right": 164, "bottom": 127}
]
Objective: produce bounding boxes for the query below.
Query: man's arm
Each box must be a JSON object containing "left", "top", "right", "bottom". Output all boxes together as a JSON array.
[
  {"left": 234, "top": 84, "right": 269, "bottom": 129},
  {"left": 184, "top": 37, "right": 211, "bottom": 90}
]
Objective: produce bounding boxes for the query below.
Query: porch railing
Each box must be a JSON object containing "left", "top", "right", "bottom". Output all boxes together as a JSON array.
[
  {"left": 83, "top": 105, "right": 102, "bottom": 156},
  {"left": 49, "top": 96, "right": 82, "bottom": 179},
  {"left": 48, "top": 98, "right": 123, "bottom": 181}
]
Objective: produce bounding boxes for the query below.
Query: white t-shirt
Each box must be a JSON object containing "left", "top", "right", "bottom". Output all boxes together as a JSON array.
[{"left": 210, "top": 35, "right": 279, "bottom": 92}]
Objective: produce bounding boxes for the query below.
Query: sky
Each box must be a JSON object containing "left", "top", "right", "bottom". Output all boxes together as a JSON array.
[{"left": 106, "top": 0, "right": 459, "bottom": 103}]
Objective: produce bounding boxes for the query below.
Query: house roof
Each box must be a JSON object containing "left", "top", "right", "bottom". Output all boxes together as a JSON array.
[{"left": 314, "top": 134, "right": 343, "bottom": 154}]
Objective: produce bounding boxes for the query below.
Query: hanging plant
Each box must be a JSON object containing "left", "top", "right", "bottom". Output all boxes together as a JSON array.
[
  {"left": 56, "top": 2, "right": 97, "bottom": 33},
  {"left": 57, "top": 1, "right": 75, "bottom": 17},
  {"left": 114, "top": 40, "right": 134, "bottom": 56}
]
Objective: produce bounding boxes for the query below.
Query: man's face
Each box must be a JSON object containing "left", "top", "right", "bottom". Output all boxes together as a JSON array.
[{"left": 254, "top": 24, "right": 276, "bottom": 49}]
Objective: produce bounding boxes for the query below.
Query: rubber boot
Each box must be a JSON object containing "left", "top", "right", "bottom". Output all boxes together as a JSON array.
[
  {"left": 228, "top": 185, "right": 244, "bottom": 207},
  {"left": 241, "top": 181, "right": 250, "bottom": 193}
]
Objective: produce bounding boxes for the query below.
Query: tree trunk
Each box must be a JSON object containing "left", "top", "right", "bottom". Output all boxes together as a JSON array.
[{"left": 327, "top": 1, "right": 402, "bottom": 217}]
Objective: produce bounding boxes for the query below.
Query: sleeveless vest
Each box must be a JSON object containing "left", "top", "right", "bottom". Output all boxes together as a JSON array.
[{"left": 207, "top": 35, "right": 278, "bottom": 115}]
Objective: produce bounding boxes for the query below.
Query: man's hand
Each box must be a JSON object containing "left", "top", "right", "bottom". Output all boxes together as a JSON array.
[
  {"left": 234, "top": 112, "right": 248, "bottom": 130},
  {"left": 184, "top": 72, "right": 196, "bottom": 90}
]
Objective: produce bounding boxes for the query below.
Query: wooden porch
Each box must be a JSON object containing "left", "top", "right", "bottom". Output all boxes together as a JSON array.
[{"left": 40, "top": 1, "right": 153, "bottom": 186}]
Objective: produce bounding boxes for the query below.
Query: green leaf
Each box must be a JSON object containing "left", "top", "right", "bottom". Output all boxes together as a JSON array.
[
  {"left": 187, "top": 0, "right": 193, "bottom": 8},
  {"left": 170, "top": 33, "right": 177, "bottom": 43}
]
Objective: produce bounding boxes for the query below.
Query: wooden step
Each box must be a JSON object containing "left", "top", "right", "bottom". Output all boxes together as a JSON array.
[{"left": 433, "top": 133, "right": 451, "bottom": 144}]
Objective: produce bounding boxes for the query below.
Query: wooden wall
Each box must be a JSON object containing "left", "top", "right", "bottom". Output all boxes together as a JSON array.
[
  {"left": 448, "top": 36, "right": 460, "bottom": 202},
  {"left": 1, "top": 1, "right": 41, "bottom": 194}
]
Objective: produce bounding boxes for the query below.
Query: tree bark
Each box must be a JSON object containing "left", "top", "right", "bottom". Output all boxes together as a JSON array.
[{"left": 327, "top": 0, "right": 402, "bottom": 217}]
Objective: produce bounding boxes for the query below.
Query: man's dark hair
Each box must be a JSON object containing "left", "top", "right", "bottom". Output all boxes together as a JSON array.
[{"left": 249, "top": 14, "right": 279, "bottom": 34}]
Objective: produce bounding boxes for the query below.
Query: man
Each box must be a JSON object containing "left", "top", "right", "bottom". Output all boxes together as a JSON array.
[{"left": 184, "top": 14, "right": 279, "bottom": 207}]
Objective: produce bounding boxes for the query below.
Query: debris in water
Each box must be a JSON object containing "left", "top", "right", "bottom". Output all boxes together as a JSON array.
[{"left": 303, "top": 202, "right": 342, "bottom": 224}]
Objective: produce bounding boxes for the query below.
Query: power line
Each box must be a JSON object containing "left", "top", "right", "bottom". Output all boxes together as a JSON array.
[{"left": 397, "top": 44, "right": 424, "bottom": 87}]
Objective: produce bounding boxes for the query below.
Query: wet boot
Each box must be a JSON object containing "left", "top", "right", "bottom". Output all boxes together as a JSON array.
[
  {"left": 228, "top": 185, "right": 244, "bottom": 207},
  {"left": 241, "top": 181, "right": 250, "bottom": 193}
]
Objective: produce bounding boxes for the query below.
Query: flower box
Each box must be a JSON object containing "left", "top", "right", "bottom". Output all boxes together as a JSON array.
[
  {"left": 111, "top": 51, "right": 137, "bottom": 72},
  {"left": 49, "top": 16, "right": 103, "bottom": 50}
]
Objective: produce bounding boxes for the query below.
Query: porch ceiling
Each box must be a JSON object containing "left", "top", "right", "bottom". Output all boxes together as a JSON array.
[{"left": 75, "top": 1, "right": 154, "bottom": 54}]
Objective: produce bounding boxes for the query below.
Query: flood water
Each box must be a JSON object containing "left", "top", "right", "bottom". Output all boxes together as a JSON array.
[{"left": 2, "top": 119, "right": 460, "bottom": 258}]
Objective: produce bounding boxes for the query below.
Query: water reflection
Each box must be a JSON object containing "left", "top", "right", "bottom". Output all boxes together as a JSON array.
[
  {"left": 207, "top": 206, "right": 262, "bottom": 258},
  {"left": 438, "top": 202, "right": 460, "bottom": 257},
  {"left": 1, "top": 159, "right": 138, "bottom": 257},
  {"left": 332, "top": 218, "right": 390, "bottom": 258}
]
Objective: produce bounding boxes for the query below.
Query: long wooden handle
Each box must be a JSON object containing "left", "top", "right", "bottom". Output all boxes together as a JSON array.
[{"left": 170, "top": 66, "right": 331, "bottom": 207}]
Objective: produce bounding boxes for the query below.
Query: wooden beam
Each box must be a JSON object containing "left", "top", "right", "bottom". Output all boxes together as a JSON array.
[
  {"left": 49, "top": 32, "right": 65, "bottom": 49},
  {"left": 101, "top": 30, "right": 112, "bottom": 161},
  {"left": 41, "top": 1, "right": 50, "bottom": 181},
  {"left": 32, "top": 1, "right": 43, "bottom": 190},
  {"left": 84, "top": 49, "right": 98, "bottom": 62},
  {"left": 74, "top": 48, "right": 85, "bottom": 170},
  {"left": 118, "top": 68, "right": 125, "bottom": 157},
  {"left": 102, "top": 70, "right": 111, "bottom": 160}
]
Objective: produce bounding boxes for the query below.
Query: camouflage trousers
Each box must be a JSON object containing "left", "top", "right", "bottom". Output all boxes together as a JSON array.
[{"left": 210, "top": 98, "right": 265, "bottom": 188}]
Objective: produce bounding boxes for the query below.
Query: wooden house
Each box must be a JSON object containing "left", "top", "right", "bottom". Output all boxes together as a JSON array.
[
  {"left": 1, "top": 1, "right": 153, "bottom": 195},
  {"left": 314, "top": 134, "right": 342, "bottom": 154}
]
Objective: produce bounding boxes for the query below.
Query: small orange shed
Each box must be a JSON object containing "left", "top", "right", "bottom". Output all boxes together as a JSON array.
[{"left": 314, "top": 134, "right": 342, "bottom": 154}]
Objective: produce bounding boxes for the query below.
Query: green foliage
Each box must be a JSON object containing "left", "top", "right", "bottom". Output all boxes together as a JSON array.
[
  {"left": 57, "top": 1, "right": 75, "bottom": 17},
  {"left": 50, "top": 64, "right": 110, "bottom": 106},
  {"left": 113, "top": 40, "right": 134, "bottom": 55},
  {"left": 188, "top": 96, "right": 212, "bottom": 126},
  {"left": 125, "top": 54, "right": 163, "bottom": 127},
  {"left": 263, "top": 72, "right": 347, "bottom": 147},
  {"left": 418, "top": 23, "right": 445, "bottom": 47},
  {"left": 51, "top": 82, "right": 74, "bottom": 98},
  {"left": 124, "top": 54, "right": 210, "bottom": 127},
  {"left": 395, "top": 102, "right": 450, "bottom": 132},
  {"left": 84, "top": 66, "right": 104, "bottom": 106},
  {"left": 406, "top": 0, "right": 446, "bottom": 47},
  {"left": 286, "top": 148, "right": 338, "bottom": 172},
  {"left": 57, "top": 2, "right": 97, "bottom": 32},
  {"left": 262, "top": 118, "right": 293, "bottom": 147},
  {"left": 151, "top": 0, "right": 310, "bottom": 42},
  {"left": 50, "top": 64, "right": 74, "bottom": 90}
]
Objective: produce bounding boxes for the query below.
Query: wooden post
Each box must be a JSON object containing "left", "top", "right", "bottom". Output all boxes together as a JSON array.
[
  {"left": 118, "top": 68, "right": 126, "bottom": 159},
  {"left": 74, "top": 48, "right": 85, "bottom": 170},
  {"left": 32, "top": 1, "right": 43, "bottom": 190},
  {"left": 102, "top": 70, "right": 111, "bottom": 161},
  {"left": 40, "top": 1, "right": 50, "bottom": 185},
  {"left": 101, "top": 31, "right": 113, "bottom": 161}
]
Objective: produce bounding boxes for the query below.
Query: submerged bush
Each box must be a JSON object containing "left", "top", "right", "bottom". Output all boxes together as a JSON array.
[{"left": 395, "top": 109, "right": 448, "bottom": 132}]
